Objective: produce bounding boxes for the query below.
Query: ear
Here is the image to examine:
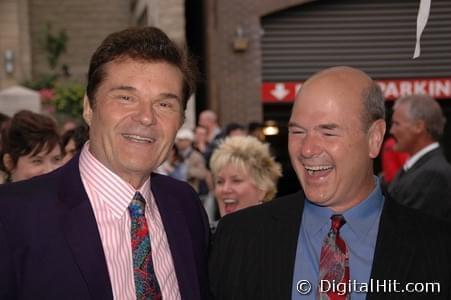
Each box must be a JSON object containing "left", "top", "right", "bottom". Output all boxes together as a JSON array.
[
  {"left": 413, "top": 119, "right": 426, "bottom": 134},
  {"left": 368, "top": 119, "right": 386, "bottom": 159},
  {"left": 2, "top": 153, "right": 15, "bottom": 172},
  {"left": 82, "top": 95, "right": 93, "bottom": 126}
]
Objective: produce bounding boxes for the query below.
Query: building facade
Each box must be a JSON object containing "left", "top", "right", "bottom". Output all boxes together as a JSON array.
[
  {"left": 205, "top": 0, "right": 451, "bottom": 125},
  {"left": 204, "top": 0, "right": 451, "bottom": 193},
  {"left": 0, "top": 0, "right": 187, "bottom": 89}
]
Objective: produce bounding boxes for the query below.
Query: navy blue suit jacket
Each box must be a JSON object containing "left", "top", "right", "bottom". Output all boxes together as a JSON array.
[
  {"left": 0, "top": 155, "right": 210, "bottom": 299},
  {"left": 210, "top": 191, "right": 451, "bottom": 299}
]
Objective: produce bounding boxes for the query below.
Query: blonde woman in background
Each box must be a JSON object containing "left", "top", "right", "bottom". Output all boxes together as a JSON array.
[{"left": 210, "top": 135, "right": 282, "bottom": 218}]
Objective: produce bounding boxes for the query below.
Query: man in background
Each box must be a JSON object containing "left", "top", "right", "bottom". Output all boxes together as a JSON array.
[
  {"left": 0, "top": 27, "right": 210, "bottom": 299},
  {"left": 198, "top": 109, "right": 222, "bottom": 144},
  {"left": 389, "top": 94, "right": 451, "bottom": 220},
  {"left": 198, "top": 109, "right": 223, "bottom": 166},
  {"left": 175, "top": 128, "right": 209, "bottom": 193},
  {"left": 210, "top": 66, "right": 451, "bottom": 299}
]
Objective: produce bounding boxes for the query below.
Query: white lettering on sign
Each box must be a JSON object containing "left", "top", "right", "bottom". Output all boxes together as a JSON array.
[{"left": 262, "top": 78, "right": 451, "bottom": 103}]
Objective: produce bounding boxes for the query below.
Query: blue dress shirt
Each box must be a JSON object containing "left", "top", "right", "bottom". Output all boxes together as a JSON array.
[{"left": 291, "top": 178, "right": 384, "bottom": 299}]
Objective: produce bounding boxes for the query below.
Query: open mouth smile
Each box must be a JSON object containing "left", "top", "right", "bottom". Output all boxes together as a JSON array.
[{"left": 122, "top": 134, "right": 155, "bottom": 144}]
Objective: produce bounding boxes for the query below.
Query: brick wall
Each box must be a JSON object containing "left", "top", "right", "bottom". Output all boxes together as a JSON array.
[
  {"left": 132, "top": 0, "right": 186, "bottom": 45},
  {"left": 0, "top": 0, "right": 31, "bottom": 89},
  {"left": 205, "top": 0, "right": 309, "bottom": 126},
  {"left": 29, "top": 0, "right": 132, "bottom": 85}
]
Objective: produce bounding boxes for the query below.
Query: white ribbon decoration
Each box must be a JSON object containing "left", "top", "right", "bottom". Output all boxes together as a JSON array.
[{"left": 413, "top": 0, "right": 431, "bottom": 59}]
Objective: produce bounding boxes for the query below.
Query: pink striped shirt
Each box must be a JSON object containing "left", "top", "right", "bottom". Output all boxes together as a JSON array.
[{"left": 79, "top": 143, "right": 180, "bottom": 300}]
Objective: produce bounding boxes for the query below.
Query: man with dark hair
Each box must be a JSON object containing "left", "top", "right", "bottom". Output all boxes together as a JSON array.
[
  {"left": 389, "top": 94, "right": 451, "bottom": 220},
  {"left": 0, "top": 27, "right": 210, "bottom": 299},
  {"left": 210, "top": 66, "right": 451, "bottom": 299},
  {"left": 247, "top": 121, "right": 265, "bottom": 142}
]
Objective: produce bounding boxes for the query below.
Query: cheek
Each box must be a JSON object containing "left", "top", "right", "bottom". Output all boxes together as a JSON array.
[
  {"left": 288, "top": 139, "right": 302, "bottom": 163},
  {"left": 214, "top": 185, "right": 223, "bottom": 197},
  {"left": 242, "top": 183, "right": 265, "bottom": 202},
  {"left": 14, "top": 164, "right": 38, "bottom": 181},
  {"left": 288, "top": 136, "right": 297, "bottom": 151}
]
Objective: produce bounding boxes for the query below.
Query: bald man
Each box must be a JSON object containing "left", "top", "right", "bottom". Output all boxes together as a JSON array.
[{"left": 209, "top": 67, "right": 451, "bottom": 300}]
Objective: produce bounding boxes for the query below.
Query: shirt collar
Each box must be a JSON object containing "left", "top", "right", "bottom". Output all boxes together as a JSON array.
[
  {"left": 403, "top": 142, "right": 439, "bottom": 171},
  {"left": 79, "top": 142, "right": 151, "bottom": 219},
  {"left": 303, "top": 176, "right": 384, "bottom": 241}
]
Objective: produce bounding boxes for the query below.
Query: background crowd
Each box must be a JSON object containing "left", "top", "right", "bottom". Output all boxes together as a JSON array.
[
  {"left": 0, "top": 24, "right": 450, "bottom": 300},
  {"left": 1, "top": 93, "right": 450, "bottom": 224}
]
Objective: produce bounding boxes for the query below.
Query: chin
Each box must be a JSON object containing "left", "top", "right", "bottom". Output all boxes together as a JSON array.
[
  {"left": 304, "top": 190, "right": 329, "bottom": 205},
  {"left": 122, "top": 161, "right": 155, "bottom": 173}
]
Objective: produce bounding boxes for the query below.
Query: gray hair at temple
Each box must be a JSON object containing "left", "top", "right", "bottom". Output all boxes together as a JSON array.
[
  {"left": 395, "top": 94, "right": 446, "bottom": 141},
  {"left": 361, "top": 82, "right": 386, "bottom": 132}
]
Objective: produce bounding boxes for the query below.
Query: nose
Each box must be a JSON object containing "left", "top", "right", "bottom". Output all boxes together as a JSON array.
[
  {"left": 299, "top": 133, "right": 322, "bottom": 158},
  {"left": 42, "top": 162, "right": 57, "bottom": 175},
  {"left": 133, "top": 102, "right": 155, "bottom": 126},
  {"left": 389, "top": 124, "right": 395, "bottom": 135},
  {"left": 216, "top": 180, "right": 233, "bottom": 195}
]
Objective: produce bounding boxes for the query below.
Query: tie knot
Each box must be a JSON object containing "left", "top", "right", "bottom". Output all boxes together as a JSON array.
[
  {"left": 129, "top": 192, "right": 146, "bottom": 217},
  {"left": 330, "top": 214, "right": 346, "bottom": 232}
]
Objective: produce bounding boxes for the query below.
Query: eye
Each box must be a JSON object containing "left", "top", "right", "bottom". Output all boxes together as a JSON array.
[
  {"left": 117, "top": 95, "right": 133, "bottom": 102},
  {"left": 154, "top": 99, "right": 181, "bottom": 112},
  {"left": 288, "top": 127, "right": 305, "bottom": 135},
  {"left": 232, "top": 178, "right": 243, "bottom": 184},
  {"left": 52, "top": 155, "right": 63, "bottom": 163},
  {"left": 159, "top": 101, "right": 172, "bottom": 108},
  {"left": 31, "top": 158, "right": 43, "bottom": 165},
  {"left": 215, "top": 179, "right": 224, "bottom": 185}
]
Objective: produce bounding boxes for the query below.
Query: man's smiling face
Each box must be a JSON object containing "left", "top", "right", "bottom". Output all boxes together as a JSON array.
[
  {"left": 83, "top": 58, "right": 183, "bottom": 188},
  {"left": 288, "top": 68, "right": 384, "bottom": 212}
]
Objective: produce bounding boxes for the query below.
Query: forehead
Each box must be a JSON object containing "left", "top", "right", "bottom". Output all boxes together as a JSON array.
[
  {"left": 195, "top": 127, "right": 207, "bottom": 133},
  {"left": 217, "top": 160, "right": 249, "bottom": 176},
  {"left": 392, "top": 104, "right": 416, "bottom": 126},
  {"left": 101, "top": 58, "right": 183, "bottom": 90},
  {"left": 291, "top": 77, "right": 364, "bottom": 128}
]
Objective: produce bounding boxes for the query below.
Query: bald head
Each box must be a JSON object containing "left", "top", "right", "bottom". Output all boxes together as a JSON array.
[
  {"left": 288, "top": 66, "right": 387, "bottom": 212},
  {"left": 298, "top": 66, "right": 385, "bottom": 131},
  {"left": 305, "top": 66, "right": 372, "bottom": 90}
]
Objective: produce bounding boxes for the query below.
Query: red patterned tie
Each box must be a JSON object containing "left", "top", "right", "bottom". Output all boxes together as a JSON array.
[
  {"left": 129, "top": 192, "right": 162, "bottom": 300},
  {"left": 317, "top": 214, "right": 350, "bottom": 300}
]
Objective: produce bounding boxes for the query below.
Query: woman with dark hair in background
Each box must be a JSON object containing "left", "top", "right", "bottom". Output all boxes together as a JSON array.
[
  {"left": 61, "top": 124, "right": 89, "bottom": 163},
  {"left": 0, "top": 110, "right": 64, "bottom": 183},
  {"left": 0, "top": 113, "right": 11, "bottom": 183}
]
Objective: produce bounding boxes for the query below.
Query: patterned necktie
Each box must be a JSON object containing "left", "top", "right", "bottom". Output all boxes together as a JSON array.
[
  {"left": 317, "top": 214, "right": 350, "bottom": 300},
  {"left": 128, "top": 192, "right": 162, "bottom": 300}
]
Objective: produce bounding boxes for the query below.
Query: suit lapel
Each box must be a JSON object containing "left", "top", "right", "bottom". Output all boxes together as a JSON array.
[
  {"left": 389, "top": 148, "right": 441, "bottom": 193},
  {"left": 368, "top": 196, "right": 415, "bottom": 299},
  {"left": 151, "top": 175, "right": 200, "bottom": 300},
  {"left": 413, "top": 147, "right": 442, "bottom": 170},
  {"left": 264, "top": 192, "right": 305, "bottom": 299},
  {"left": 58, "top": 156, "right": 113, "bottom": 299}
]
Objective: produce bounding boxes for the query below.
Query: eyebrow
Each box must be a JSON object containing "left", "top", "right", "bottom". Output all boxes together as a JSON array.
[
  {"left": 288, "top": 121, "right": 302, "bottom": 128},
  {"left": 287, "top": 122, "right": 340, "bottom": 131},
  {"left": 319, "top": 123, "right": 339, "bottom": 130},
  {"left": 108, "top": 85, "right": 136, "bottom": 93},
  {"left": 108, "top": 86, "right": 181, "bottom": 101},
  {"left": 158, "top": 92, "right": 181, "bottom": 102}
]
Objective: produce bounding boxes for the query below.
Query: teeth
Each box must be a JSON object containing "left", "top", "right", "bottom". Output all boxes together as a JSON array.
[
  {"left": 304, "top": 165, "right": 332, "bottom": 171},
  {"left": 123, "top": 134, "right": 154, "bottom": 143},
  {"left": 223, "top": 199, "right": 237, "bottom": 204},
  {"left": 304, "top": 165, "right": 333, "bottom": 176}
]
